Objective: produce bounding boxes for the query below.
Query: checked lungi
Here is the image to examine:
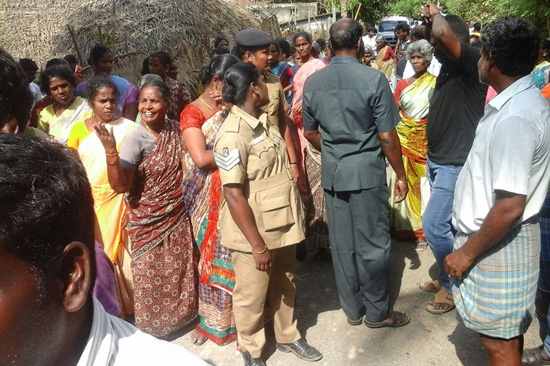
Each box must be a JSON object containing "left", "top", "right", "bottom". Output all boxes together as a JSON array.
[{"left": 452, "top": 218, "right": 540, "bottom": 339}]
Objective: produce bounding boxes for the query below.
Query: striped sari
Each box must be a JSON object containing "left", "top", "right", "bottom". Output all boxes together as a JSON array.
[
  {"left": 389, "top": 72, "right": 436, "bottom": 241},
  {"left": 181, "top": 107, "right": 237, "bottom": 345}
]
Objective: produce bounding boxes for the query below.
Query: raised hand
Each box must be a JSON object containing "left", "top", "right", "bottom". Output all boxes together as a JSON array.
[{"left": 94, "top": 122, "right": 117, "bottom": 154}]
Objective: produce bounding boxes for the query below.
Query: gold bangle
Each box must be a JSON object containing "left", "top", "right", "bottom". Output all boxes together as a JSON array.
[
  {"left": 397, "top": 179, "right": 407, "bottom": 184},
  {"left": 105, "top": 152, "right": 118, "bottom": 157},
  {"left": 253, "top": 244, "right": 268, "bottom": 254}
]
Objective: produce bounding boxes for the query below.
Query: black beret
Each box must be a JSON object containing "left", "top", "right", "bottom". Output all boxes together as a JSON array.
[{"left": 236, "top": 29, "right": 271, "bottom": 48}]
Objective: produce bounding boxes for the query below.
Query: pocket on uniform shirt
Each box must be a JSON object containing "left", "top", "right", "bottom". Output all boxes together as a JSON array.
[{"left": 259, "top": 193, "right": 295, "bottom": 231}]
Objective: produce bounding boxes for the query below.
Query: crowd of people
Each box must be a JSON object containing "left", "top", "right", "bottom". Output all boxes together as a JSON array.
[{"left": 1, "top": 3, "right": 550, "bottom": 366}]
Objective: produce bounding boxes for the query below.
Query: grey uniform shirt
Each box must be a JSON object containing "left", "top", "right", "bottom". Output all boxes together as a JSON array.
[{"left": 302, "top": 55, "right": 399, "bottom": 192}]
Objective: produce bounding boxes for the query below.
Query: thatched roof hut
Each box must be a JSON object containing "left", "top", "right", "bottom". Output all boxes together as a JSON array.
[{"left": 0, "top": 0, "right": 260, "bottom": 92}]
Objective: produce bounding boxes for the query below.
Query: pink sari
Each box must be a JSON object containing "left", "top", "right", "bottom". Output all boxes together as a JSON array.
[{"left": 290, "top": 57, "right": 326, "bottom": 179}]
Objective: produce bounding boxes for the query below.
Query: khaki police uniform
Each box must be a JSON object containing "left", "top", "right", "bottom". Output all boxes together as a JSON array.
[
  {"left": 262, "top": 71, "right": 287, "bottom": 134},
  {"left": 214, "top": 105, "right": 305, "bottom": 358}
]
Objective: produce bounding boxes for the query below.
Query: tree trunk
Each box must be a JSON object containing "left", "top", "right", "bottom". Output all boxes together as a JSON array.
[{"left": 340, "top": 0, "right": 348, "bottom": 18}]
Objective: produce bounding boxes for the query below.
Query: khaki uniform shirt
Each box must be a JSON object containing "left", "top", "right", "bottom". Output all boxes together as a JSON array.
[
  {"left": 214, "top": 106, "right": 305, "bottom": 252},
  {"left": 262, "top": 71, "right": 287, "bottom": 133}
]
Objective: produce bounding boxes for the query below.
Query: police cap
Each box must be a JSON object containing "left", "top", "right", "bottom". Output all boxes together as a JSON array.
[{"left": 236, "top": 29, "right": 271, "bottom": 48}]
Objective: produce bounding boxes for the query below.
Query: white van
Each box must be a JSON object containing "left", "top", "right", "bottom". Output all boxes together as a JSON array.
[{"left": 378, "top": 15, "right": 411, "bottom": 47}]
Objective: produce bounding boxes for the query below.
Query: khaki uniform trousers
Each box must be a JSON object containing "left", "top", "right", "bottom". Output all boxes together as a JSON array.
[{"left": 231, "top": 245, "right": 301, "bottom": 358}]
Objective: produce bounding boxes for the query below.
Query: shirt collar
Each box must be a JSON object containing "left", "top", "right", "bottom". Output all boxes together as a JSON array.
[
  {"left": 231, "top": 105, "right": 268, "bottom": 130},
  {"left": 330, "top": 56, "right": 360, "bottom": 64},
  {"left": 488, "top": 75, "right": 534, "bottom": 111}
]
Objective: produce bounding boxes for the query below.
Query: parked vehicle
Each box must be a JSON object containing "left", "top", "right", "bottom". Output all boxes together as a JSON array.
[{"left": 378, "top": 15, "right": 411, "bottom": 47}]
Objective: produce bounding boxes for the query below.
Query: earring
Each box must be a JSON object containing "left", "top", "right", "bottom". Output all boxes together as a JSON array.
[
  {"left": 214, "top": 84, "right": 218, "bottom": 91},
  {"left": 248, "top": 57, "right": 252, "bottom": 62}
]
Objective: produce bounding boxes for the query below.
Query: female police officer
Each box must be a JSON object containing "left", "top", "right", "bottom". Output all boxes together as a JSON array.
[{"left": 214, "top": 63, "right": 322, "bottom": 366}]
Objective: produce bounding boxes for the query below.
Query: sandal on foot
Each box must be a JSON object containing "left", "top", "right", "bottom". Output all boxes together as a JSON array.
[
  {"left": 419, "top": 279, "right": 442, "bottom": 293},
  {"left": 522, "top": 345, "right": 550, "bottom": 365},
  {"left": 364, "top": 311, "right": 410, "bottom": 328},
  {"left": 190, "top": 330, "right": 208, "bottom": 346},
  {"left": 415, "top": 240, "right": 428, "bottom": 252},
  {"left": 425, "top": 288, "right": 455, "bottom": 314}
]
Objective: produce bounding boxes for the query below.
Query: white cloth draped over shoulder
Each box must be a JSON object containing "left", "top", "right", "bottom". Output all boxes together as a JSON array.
[{"left": 77, "top": 297, "right": 210, "bottom": 366}]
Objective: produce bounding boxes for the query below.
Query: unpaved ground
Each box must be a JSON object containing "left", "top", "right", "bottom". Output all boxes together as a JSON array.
[{"left": 172, "top": 240, "right": 540, "bottom": 365}]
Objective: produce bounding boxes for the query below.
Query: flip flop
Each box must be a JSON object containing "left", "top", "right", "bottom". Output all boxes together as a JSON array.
[
  {"left": 364, "top": 311, "right": 410, "bottom": 328},
  {"left": 415, "top": 240, "right": 428, "bottom": 252},
  {"left": 522, "top": 345, "right": 550, "bottom": 365},
  {"left": 190, "top": 330, "right": 208, "bottom": 346},
  {"left": 419, "top": 279, "right": 442, "bottom": 293},
  {"left": 425, "top": 288, "right": 455, "bottom": 314}
]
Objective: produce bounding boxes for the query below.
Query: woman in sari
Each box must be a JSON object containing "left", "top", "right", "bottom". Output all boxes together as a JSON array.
[
  {"left": 67, "top": 76, "right": 136, "bottom": 316},
  {"left": 37, "top": 66, "right": 92, "bottom": 145},
  {"left": 389, "top": 40, "right": 436, "bottom": 251},
  {"left": 76, "top": 45, "right": 139, "bottom": 121},
  {"left": 375, "top": 35, "right": 395, "bottom": 79},
  {"left": 289, "top": 32, "right": 328, "bottom": 257},
  {"left": 95, "top": 79, "right": 198, "bottom": 337},
  {"left": 149, "top": 50, "right": 191, "bottom": 120},
  {"left": 531, "top": 39, "right": 550, "bottom": 90},
  {"left": 179, "top": 54, "right": 240, "bottom": 346}
]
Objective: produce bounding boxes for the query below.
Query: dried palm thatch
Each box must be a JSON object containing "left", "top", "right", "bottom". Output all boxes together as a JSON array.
[{"left": 0, "top": 0, "right": 260, "bottom": 92}]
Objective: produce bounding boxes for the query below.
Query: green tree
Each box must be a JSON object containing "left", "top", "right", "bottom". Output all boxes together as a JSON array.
[
  {"left": 497, "top": 0, "right": 550, "bottom": 35},
  {"left": 390, "top": 0, "right": 503, "bottom": 24}
]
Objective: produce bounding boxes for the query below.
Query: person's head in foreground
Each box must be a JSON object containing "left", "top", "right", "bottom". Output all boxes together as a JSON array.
[{"left": 0, "top": 133, "right": 96, "bottom": 366}]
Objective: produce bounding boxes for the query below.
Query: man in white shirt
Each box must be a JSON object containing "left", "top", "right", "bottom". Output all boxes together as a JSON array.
[
  {"left": 445, "top": 16, "right": 550, "bottom": 366},
  {"left": 0, "top": 132, "right": 209, "bottom": 366},
  {"left": 362, "top": 27, "right": 378, "bottom": 57}
]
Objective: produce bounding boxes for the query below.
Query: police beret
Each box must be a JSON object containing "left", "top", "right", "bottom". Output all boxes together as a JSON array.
[{"left": 236, "top": 29, "right": 271, "bottom": 47}]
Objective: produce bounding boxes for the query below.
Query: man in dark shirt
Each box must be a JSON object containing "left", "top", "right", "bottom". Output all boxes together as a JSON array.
[
  {"left": 419, "top": 3, "right": 488, "bottom": 314},
  {"left": 303, "top": 18, "right": 410, "bottom": 329}
]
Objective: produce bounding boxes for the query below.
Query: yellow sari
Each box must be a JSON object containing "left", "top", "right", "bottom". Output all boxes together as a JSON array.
[
  {"left": 67, "top": 118, "right": 136, "bottom": 315},
  {"left": 389, "top": 72, "right": 436, "bottom": 241}
]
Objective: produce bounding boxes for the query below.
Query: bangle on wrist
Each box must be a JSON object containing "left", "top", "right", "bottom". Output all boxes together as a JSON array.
[
  {"left": 289, "top": 162, "right": 297, "bottom": 165},
  {"left": 397, "top": 179, "right": 407, "bottom": 184},
  {"left": 253, "top": 244, "right": 268, "bottom": 254},
  {"left": 105, "top": 151, "right": 118, "bottom": 157}
]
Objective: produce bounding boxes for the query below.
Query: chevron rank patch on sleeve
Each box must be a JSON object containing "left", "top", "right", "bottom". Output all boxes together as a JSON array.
[{"left": 215, "top": 147, "right": 240, "bottom": 171}]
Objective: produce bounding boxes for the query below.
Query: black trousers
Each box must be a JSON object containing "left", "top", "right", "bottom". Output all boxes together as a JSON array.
[{"left": 324, "top": 185, "right": 392, "bottom": 322}]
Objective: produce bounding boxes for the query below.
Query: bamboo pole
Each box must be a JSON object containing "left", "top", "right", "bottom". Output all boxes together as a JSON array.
[
  {"left": 66, "top": 25, "right": 84, "bottom": 66},
  {"left": 354, "top": 3, "right": 362, "bottom": 20}
]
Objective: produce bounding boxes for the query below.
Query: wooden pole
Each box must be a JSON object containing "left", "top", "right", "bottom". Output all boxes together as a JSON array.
[
  {"left": 98, "top": 25, "right": 103, "bottom": 44},
  {"left": 111, "top": 0, "right": 117, "bottom": 54},
  {"left": 66, "top": 25, "right": 84, "bottom": 66},
  {"left": 353, "top": 3, "right": 362, "bottom": 20}
]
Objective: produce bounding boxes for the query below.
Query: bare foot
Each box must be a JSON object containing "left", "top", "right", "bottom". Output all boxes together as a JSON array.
[{"left": 190, "top": 329, "right": 207, "bottom": 346}]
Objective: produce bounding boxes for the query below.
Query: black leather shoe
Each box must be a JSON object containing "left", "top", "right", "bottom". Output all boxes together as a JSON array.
[
  {"left": 240, "top": 350, "right": 266, "bottom": 366},
  {"left": 276, "top": 338, "right": 323, "bottom": 361}
]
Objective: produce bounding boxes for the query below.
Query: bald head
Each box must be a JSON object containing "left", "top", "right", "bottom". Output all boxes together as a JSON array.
[{"left": 330, "top": 18, "right": 363, "bottom": 52}]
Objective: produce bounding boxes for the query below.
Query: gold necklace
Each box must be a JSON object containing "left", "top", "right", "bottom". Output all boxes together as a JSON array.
[
  {"left": 199, "top": 95, "right": 214, "bottom": 112},
  {"left": 142, "top": 121, "right": 158, "bottom": 139}
]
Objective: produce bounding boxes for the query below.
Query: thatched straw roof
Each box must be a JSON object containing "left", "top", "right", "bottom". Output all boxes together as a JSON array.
[{"left": 0, "top": 0, "right": 260, "bottom": 91}]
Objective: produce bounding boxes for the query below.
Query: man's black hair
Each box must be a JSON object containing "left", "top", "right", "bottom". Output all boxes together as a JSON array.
[
  {"left": 445, "top": 14, "right": 470, "bottom": 44},
  {"left": 0, "top": 134, "right": 96, "bottom": 283},
  {"left": 330, "top": 19, "right": 364, "bottom": 51},
  {"left": 19, "top": 58, "right": 38, "bottom": 72},
  {"left": 395, "top": 23, "right": 410, "bottom": 35},
  {"left": 480, "top": 16, "right": 540, "bottom": 77}
]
